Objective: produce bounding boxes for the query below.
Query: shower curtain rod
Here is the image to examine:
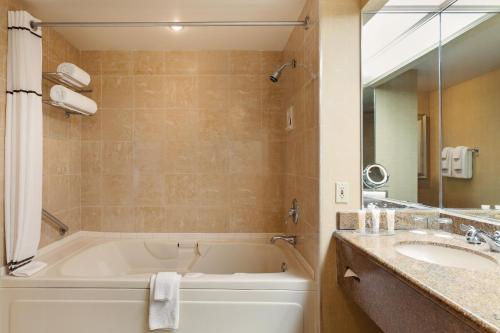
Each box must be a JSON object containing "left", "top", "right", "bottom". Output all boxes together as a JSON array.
[{"left": 30, "top": 17, "right": 310, "bottom": 29}]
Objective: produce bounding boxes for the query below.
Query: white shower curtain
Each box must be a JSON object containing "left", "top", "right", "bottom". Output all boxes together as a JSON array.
[{"left": 5, "top": 11, "right": 45, "bottom": 276}]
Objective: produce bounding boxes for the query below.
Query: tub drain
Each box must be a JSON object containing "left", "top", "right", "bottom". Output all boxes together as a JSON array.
[{"left": 281, "top": 262, "right": 288, "bottom": 272}]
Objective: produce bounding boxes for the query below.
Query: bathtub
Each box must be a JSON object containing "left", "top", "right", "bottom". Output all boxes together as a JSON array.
[{"left": 0, "top": 232, "right": 317, "bottom": 333}]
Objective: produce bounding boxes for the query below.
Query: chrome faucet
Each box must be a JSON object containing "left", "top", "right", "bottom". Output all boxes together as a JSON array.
[
  {"left": 461, "top": 224, "right": 500, "bottom": 252},
  {"left": 270, "top": 235, "right": 297, "bottom": 247}
]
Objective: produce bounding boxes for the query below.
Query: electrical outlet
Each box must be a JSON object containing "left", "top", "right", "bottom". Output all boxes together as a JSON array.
[{"left": 335, "top": 182, "right": 349, "bottom": 203}]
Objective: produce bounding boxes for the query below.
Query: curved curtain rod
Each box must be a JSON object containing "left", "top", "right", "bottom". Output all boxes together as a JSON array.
[{"left": 31, "top": 17, "right": 310, "bottom": 29}]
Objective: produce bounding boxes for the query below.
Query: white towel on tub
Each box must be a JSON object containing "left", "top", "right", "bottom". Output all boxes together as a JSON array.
[{"left": 149, "top": 273, "right": 181, "bottom": 330}]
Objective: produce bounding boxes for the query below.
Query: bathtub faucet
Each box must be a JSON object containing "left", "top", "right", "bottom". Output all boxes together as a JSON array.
[{"left": 270, "top": 235, "right": 297, "bottom": 247}]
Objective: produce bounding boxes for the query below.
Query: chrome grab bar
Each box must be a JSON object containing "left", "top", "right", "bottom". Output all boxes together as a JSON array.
[{"left": 42, "top": 209, "right": 69, "bottom": 235}]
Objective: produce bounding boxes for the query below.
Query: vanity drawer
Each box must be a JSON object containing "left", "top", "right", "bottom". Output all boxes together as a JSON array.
[{"left": 335, "top": 237, "right": 483, "bottom": 333}]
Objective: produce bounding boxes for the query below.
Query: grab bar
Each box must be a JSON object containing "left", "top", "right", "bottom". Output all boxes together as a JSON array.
[{"left": 42, "top": 209, "right": 69, "bottom": 235}]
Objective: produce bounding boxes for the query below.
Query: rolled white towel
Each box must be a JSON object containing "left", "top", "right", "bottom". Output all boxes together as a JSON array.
[
  {"left": 56, "top": 62, "right": 91, "bottom": 87},
  {"left": 50, "top": 85, "right": 97, "bottom": 115}
]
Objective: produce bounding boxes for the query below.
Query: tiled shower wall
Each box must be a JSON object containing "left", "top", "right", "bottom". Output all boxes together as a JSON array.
[
  {"left": 79, "top": 50, "right": 288, "bottom": 233},
  {"left": 0, "top": 0, "right": 83, "bottom": 265},
  {"left": 40, "top": 28, "right": 83, "bottom": 247},
  {"left": 283, "top": 0, "right": 319, "bottom": 269}
]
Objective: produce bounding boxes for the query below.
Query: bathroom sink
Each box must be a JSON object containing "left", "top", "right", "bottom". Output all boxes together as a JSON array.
[{"left": 395, "top": 242, "right": 498, "bottom": 271}]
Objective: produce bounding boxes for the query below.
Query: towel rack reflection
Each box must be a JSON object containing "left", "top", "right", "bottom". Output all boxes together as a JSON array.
[
  {"left": 42, "top": 209, "right": 69, "bottom": 235},
  {"left": 468, "top": 148, "right": 480, "bottom": 154}
]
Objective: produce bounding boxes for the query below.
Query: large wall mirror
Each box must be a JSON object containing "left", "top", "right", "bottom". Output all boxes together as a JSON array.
[{"left": 361, "top": 0, "right": 500, "bottom": 223}]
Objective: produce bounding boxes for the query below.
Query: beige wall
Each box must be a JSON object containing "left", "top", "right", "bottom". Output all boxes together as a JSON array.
[
  {"left": 40, "top": 29, "right": 83, "bottom": 247},
  {"left": 417, "top": 90, "right": 440, "bottom": 206},
  {"left": 0, "top": 1, "right": 82, "bottom": 265},
  {"left": 319, "top": 0, "right": 381, "bottom": 332},
  {"left": 282, "top": 0, "right": 320, "bottom": 272},
  {"left": 78, "top": 50, "right": 287, "bottom": 233},
  {"left": 441, "top": 67, "right": 500, "bottom": 208},
  {"left": 375, "top": 70, "right": 418, "bottom": 202}
]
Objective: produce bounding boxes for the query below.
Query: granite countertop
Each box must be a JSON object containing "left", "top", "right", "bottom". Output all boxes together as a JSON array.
[{"left": 335, "top": 230, "right": 500, "bottom": 333}]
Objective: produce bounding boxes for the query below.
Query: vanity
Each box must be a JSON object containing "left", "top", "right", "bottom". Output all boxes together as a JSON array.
[{"left": 335, "top": 231, "right": 500, "bottom": 333}]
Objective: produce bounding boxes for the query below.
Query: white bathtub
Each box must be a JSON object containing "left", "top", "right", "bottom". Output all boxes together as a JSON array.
[{"left": 0, "top": 232, "right": 317, "bottom": 333}]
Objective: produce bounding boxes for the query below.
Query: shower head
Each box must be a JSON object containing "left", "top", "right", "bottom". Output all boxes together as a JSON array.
[{"left": 269, "top": 59, "right": 296, "bottom": 83}]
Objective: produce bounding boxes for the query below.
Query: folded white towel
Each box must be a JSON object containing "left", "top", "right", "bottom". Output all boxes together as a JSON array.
[
  {"left": 50, "top": 85, "right": 97, "bottom": 115},
  {"left": 56, "top": 62, "right": 91, "bottom": 87},
  {"left": 10, "top": 261, "right": 47, "bottom": 277},
  {"left": 149, "top": 273, "right": 181, "bottom": 330},
  {"left": 441, "top": 147, "right": 452, "bottom": 177}
]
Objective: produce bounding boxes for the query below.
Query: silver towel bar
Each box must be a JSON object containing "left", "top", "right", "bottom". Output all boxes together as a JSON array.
[{"left": 42, "top": 209, "right": 69, "bottom": 235}]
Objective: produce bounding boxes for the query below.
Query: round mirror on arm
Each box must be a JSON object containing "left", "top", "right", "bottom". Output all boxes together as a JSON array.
[{"left": 363, "top": 164, "right": 389, "bottom": 189}]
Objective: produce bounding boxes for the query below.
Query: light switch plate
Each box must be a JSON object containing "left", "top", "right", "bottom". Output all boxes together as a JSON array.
[{"left": 335, "top": 182, "right": 349, "bottom": 203}]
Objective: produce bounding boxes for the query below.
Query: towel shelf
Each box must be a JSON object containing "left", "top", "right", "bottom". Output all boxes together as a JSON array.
[
  {"left": 43, "top": 99, "right": 95, "bottom": 118},
  {"left": 42, "top": 72, "right": 92, "bottom": 93}
]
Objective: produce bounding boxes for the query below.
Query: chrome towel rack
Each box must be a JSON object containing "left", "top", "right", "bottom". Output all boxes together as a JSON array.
[{"left": 42, "top": 209, "right": 69, "bottom": 235}]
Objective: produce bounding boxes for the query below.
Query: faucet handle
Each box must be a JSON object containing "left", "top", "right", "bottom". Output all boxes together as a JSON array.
[
  {"left": 460, "top": 223, "right": 473, "bottom": 232},
  {"left": 461, "top": 224, "right": 483, "bottom": 245}
]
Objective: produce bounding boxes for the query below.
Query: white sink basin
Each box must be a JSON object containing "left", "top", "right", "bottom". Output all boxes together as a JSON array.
[{"left": 395, "top": 242, "right": 498, "bottom": 271}]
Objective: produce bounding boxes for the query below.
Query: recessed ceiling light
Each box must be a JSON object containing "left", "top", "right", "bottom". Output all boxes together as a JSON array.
[{"left": 170, "top": 25, "right": 183, "bottom": 32}]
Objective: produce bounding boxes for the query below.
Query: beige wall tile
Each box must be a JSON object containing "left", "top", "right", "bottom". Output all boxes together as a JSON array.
[
  {"left": 134, "top": 75, "right": 165, "bottom": 108},
  {"left": 197, "top": 76, "right": 228, "bottom": 108},
  {"left": 134, "top": 174, "right": 164, "bottom": 205},
  {"left": 230, "top": 51, "right": 262, "bottom": 74},
  {"left": 134, "top": 109, "right": 165, "bottom": 141},
  {"left": 135, "top": 206, "right": 165, "bottom": 232},
  {"left": 101, "top": 109, "right": 133, "bottom": 141},
  {"left": 102, "top": 175, "right": 133, "bottom": 205},
  {"left": 164, "top": 51, "right": 198, "bottom": 74},
  {"left": 133, "top": 51, "right": 164, "bottom": 75},
  {"left": 102, "top": 76, "right": 134, "bottom": 108},
  {"left": 102, "top": 141, "right": 133, "bottom": 175},
  {"left": 163, "top": 174, "right": 196, "bottom": 205},
  {"left": 76, "top": 50, "right": 289, "bottom": 237},
  {"left": 198, "top": 51, "right": 229, "bottom": 74},
  {"left": 101, "top": 206, "right": 135, "bottom": 232},
  {"left": 101, "top": 51, "right": 133, "bottom": 75}
]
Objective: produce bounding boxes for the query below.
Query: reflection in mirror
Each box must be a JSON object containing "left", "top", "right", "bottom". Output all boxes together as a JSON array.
[
  {"left": 441, "top": 11, "right": 500, "bottom": 222},
  {"left": 362, "top": 12, "right": 440, "bottom": 208}
]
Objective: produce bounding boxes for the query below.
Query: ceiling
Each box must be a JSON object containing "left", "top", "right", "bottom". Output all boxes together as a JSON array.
[
  {"left": 365, "top": 13, "right": 500, "bottom": 93},
  {"left": 23, "top": 0, "right": 307, "bottom": 50}
]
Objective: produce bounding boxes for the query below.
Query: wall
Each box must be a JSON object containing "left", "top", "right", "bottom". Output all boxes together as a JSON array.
[
  {"left": 440, "top": 67, "right": 500, "bottom": 208},
  {"left": 79, "top": 50, "right": 287, "bottom": 233},
  {"left": 417, "top": 90, "right": 440, "bottom": 206},
  {"left": 282, "top": 0, "right": 320, "bottom": 272},
  {"left": 40, "top": 28, "right": 83, "bottom": 247},
  {"left": 319, "top": 0, "right": 381, "bottom": 331},
  {"left": 374, "top": 70, "right": 418, "bottom": 202},
  {"left": 0, "top": 1, "right": 82, "bottom": 265}
]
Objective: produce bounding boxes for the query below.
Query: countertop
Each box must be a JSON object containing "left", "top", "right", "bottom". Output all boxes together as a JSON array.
[{"left": 335, "top": 230, "right": 500, "bottom": 333}]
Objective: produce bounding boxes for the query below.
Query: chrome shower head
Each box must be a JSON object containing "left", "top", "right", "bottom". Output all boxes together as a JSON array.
[{"left": 269, "top": 59, "right": 296, "bottom": 83}]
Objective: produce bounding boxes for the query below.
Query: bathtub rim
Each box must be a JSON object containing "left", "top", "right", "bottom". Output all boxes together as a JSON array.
[{"left": 0, "top": 231, "right": 316, "bottom": 291}]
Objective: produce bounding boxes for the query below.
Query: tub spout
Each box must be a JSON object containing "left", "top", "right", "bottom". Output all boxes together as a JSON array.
[{"left": 270, "top": 235, "right": 297, "bottom": 247}]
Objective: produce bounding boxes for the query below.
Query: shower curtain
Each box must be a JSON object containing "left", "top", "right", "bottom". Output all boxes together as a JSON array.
[{"left": 5, "top": 11, "right": 45, "bottom": 276}]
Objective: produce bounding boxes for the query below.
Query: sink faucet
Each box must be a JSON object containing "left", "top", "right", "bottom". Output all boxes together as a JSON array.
[
  {"left": 270, "top": 235, "right": 297, "bottom": 247},
  {"left": 461, "top": 224, "right": 500, "bottom": 252}
]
